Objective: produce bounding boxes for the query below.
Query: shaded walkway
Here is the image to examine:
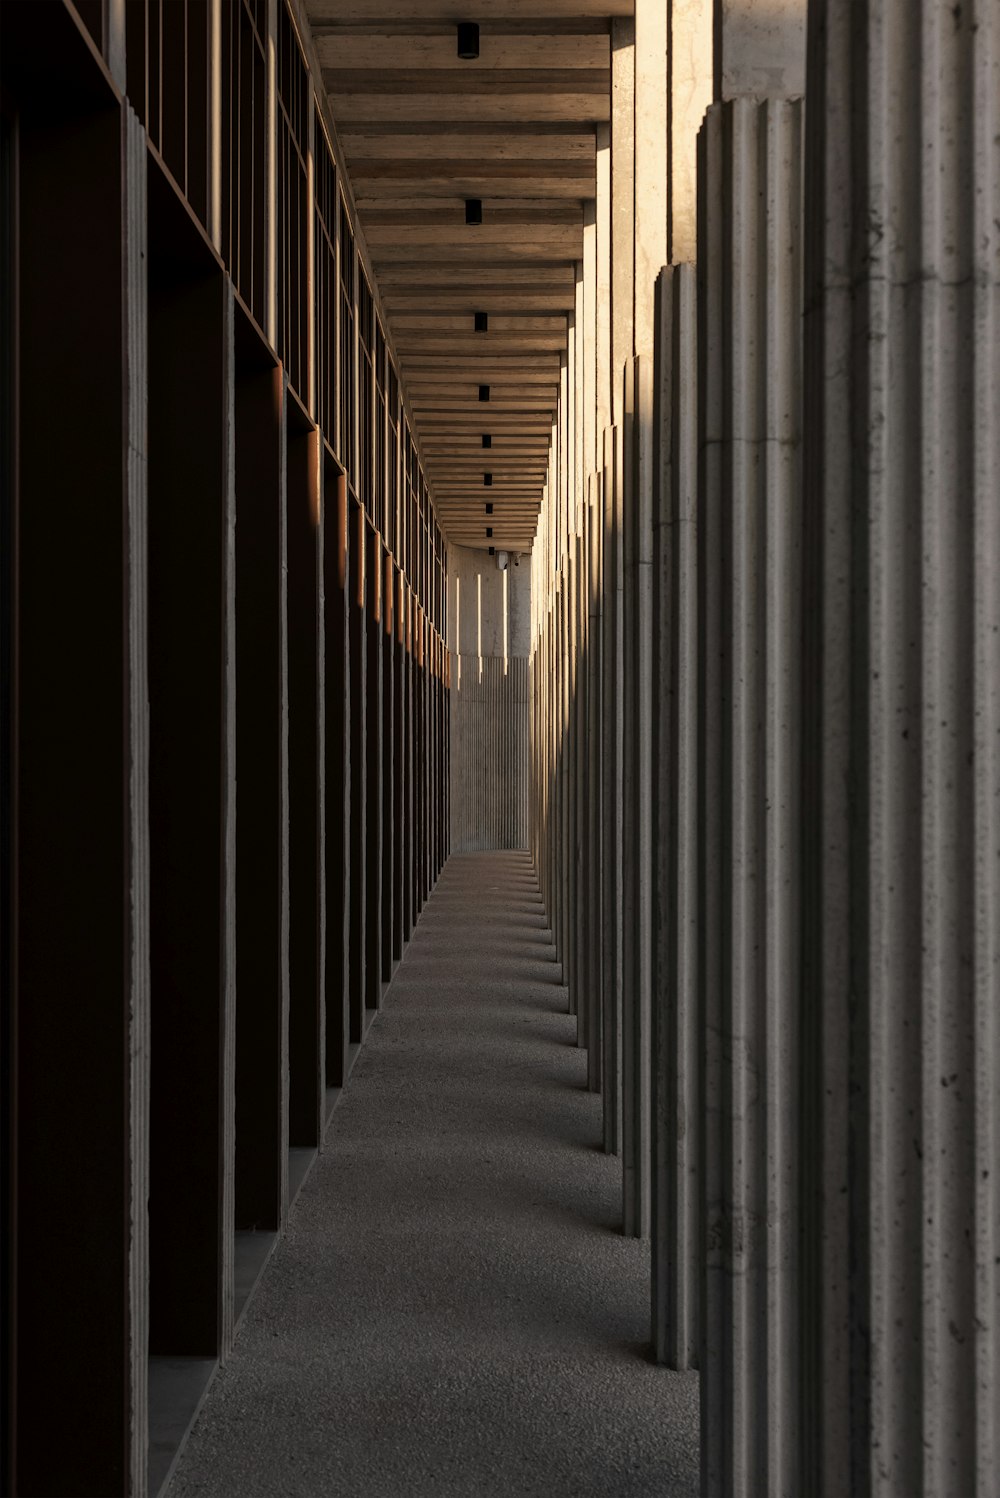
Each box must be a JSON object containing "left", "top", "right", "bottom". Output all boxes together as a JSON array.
[{"left": 169, "top": 852, "right": 699, "bottom": 1498}]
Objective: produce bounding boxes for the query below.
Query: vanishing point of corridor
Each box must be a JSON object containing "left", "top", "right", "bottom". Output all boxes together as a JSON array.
[{"left": 168, "top": 854, "right": 698, "bottom": 1498}]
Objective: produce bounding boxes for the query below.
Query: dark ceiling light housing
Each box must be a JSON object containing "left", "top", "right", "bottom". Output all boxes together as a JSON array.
[
  {"left": 485, "top": 502, "right": 494, "bottom": 515},
  {"left": 465, "top": 198, "right": 482, "bottom": 225},
  {"left": 474, "top": 311, "right": 488, "bottom": 332},
  {"left": 483, "top": 473, "right": 493, "bottom": 487},
  {"left": 486, "top": 526, "right": 493, "bottom": 538},
  {"left": 482, "top": 434, "right": 492, "bottom": 448},
  {"left": 457, "top": 22, "right": 479, "bottom": 59},
  {"left": 478, "top": 384, "right": 490, "bottom": 402},
  {"left": 488, "top": 545, "right": 495, "bottom": 556}
]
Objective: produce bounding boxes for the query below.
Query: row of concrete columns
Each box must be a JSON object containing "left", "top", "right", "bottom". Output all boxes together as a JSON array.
[{"left": 530, "top": 1, "right": 998, "bottom": 1492}]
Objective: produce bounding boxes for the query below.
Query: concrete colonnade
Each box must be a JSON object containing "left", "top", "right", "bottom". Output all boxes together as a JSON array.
[{"left": 529, "top": 0, "right": 999, "bottom": 1493}]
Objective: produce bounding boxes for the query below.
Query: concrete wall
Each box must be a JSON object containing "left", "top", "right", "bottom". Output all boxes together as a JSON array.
[
  {"left": 448, "top": 543, "right": 530, "bottom": 851},
  {"left": 446, "top": 541, "right": 530, "bottom": 659}
]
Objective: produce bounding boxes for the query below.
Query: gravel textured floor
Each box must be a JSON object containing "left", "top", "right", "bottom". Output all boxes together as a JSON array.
[{"left": 168, "top": 851, "right": 699, "bottom": 1498}]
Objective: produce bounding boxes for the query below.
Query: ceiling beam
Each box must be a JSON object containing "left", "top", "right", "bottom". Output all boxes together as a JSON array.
[{"left": 314, "top": 34, "right": 609, "bottom": 69}]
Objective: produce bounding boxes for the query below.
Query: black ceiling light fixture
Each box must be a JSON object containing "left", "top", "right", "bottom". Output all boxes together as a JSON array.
[
  {"left": 474, "top": 311, "right": 488, "bottom": 332},
  {"left": 482, "top": 433, "right": 492, "bottom": 448},
  {"left": 457, "top": 21, "right": 479, "bottom": 59},
  {"left": 485, "top": 502, "right": 494, "bottom": 515},
  {"left": 483, "top": 473, "right": 493, "bottom": 487},
  {"left": 478, "top": 384, "right": 490, "bottom": 402},
  {"left": 488, "top": 545, "right": 495, "bottom": 555},
  {"left": 465, "top": 198, "right": 482, "bottom": 225},
  {"left": 486, "top": 526, "right": 493, "bottom": 538}
]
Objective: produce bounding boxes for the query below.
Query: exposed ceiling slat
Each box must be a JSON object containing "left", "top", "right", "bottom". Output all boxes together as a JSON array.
[
  {"left": 314, "top": 34, "right": 609, "bottom": 68},
  {"left": 305, "top": 0, "right": 609, "bottom": 552},
  {"left": 309, "top": 0, "right": 630, "bottom": 20}
]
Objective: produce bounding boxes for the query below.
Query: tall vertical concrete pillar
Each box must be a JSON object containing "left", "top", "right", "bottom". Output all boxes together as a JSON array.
[
  {"left": 586, "top": 474, "right": 604, "bottom": 1094},
  {"left": 651, "top": 264, "right": 699, "bottom": 1369},
  {"left": 647, "top": 0, "right": 711, "bottom": 1342},
  {"left": 619, "top": 0, "right": 666, "bottom": 1237},
  {"left": 697, "top": 93, "right": 804, "bottom": 1497},
  {"left": 598, "top": 15, "right": 635, "bottom": 1157},
  {"left": 801, "top": 4, "right": 1000, "bottom": 1492},
  {"left": 601, "top": 422, "right": 624, "bottom": 1155},
  {"left": 622, "top": 354, "right": 654, "bottom": 1238}
]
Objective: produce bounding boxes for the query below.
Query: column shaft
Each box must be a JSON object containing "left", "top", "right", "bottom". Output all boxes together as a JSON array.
[
  {"left": 802, "top": 4, "right": 1000, "bottom": 1492},
  {"left": 651, "top": 263, "right": 700, "bottom": 1368},
  {"left": 698, "top": 96, "right": 804, "bottom": 1497}
]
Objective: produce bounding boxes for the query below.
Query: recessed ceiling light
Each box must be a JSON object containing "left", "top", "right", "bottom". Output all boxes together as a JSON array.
[
  {"left": 475, "top": 311, "right": 488, "bottom": 332},
  {"left": 457, "top": 22, "right": 479, "bottom": 60},
  {"left": 465, "top": 198, "right": 482, "bottom": 225}
]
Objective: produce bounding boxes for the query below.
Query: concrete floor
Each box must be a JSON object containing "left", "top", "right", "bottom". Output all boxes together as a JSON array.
[{"left": 168, "top": 851, "right": 699, "bottom": 1498}]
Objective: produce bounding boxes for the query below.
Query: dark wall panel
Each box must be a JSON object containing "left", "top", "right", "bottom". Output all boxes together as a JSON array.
[
  {"left": 147, "top": 246, "right": 233, "bottom": 1361},
  {"left": 287, "top": 423, "right": 323, "bottom": 1145},
  {"left": 234, "top": 351, "right": 287, "bottom": 1231}
]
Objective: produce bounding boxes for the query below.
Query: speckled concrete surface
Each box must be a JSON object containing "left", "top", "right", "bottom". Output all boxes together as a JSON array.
[{"left": 167, "top": 851, "right": 699, "bottom": 1498}]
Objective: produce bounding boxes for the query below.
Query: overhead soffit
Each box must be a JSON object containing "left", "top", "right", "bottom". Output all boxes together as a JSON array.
[{"left": 304, "top": 0, "right": 631, "bottom": 554}]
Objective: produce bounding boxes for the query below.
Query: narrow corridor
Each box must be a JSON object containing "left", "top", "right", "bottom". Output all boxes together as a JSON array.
[{"left": 167, "top": 854, "right": 698, "bottom": 1498}]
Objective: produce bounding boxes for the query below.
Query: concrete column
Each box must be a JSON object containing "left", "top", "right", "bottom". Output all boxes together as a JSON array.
[
  {"left": 560, "top": 566, "right": 570, "bottom": 977},
  {"left": 715, "top": 0, "right": 805, "bottom": 100},
  {"left": 123, "top": 110, "right": 151, "bottom": 1494},
  {"left": 667, "top": 0, "right": 713, "bottom": 263},
  {"left": 801, "top": 4, "right": 1000, "bottom": 1492},
  {"left": 586, "top": 472, "right": 604, "bottom": 1094},
  {"left": 595, "top": 123, "right": 612, "bottom": 440},
  {"left": 634, "top": 0, "right": 668, "bottom": 353},
  {"left": 572, "top": 529, "right": 585, "bottom": 1034},
  {"left": 610, "top": 17, "right": 634, "bottom": 431},
  {"left": 651, "top": 265, "right": 700, "bottom": 1366},
  {"left": 619, "top": 0, "right": 669, "bottom": 1242},
  {"left": 621, "top": 355, "right": 649, "bottom": 1236},
  {"left": 697, "top": 95, "right": 804, "bottom": 1497},
  {"left": 583, "top": 215, "right": 597, "bottom": 485},
  {"left": 601, "top": 422, "right": 624, "bottom": 1155}
]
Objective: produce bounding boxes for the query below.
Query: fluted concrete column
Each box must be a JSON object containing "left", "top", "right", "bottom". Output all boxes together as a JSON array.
[
  {"left": 801, "top": 4, "right": 1000, "bottom": 1493},
  {"left": 697, "top": 95, "right": 804, "bottom": 1497},
  {"left": 587, "top": 474, "right": 604, "bottom": 1093},
  {"left": 601, "top": 422, "right": 624, "bottom": 1155},
  {"left": 651, "top": 263, "right": 699, "bottom": 1368},
  {"left": 623, "top": 354, "right": 654, "bottom": 1238}
]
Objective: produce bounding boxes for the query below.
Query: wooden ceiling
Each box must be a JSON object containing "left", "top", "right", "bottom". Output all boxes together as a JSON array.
[{"left": 305, "top": 0, "right": 630, "bottom": 553}]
